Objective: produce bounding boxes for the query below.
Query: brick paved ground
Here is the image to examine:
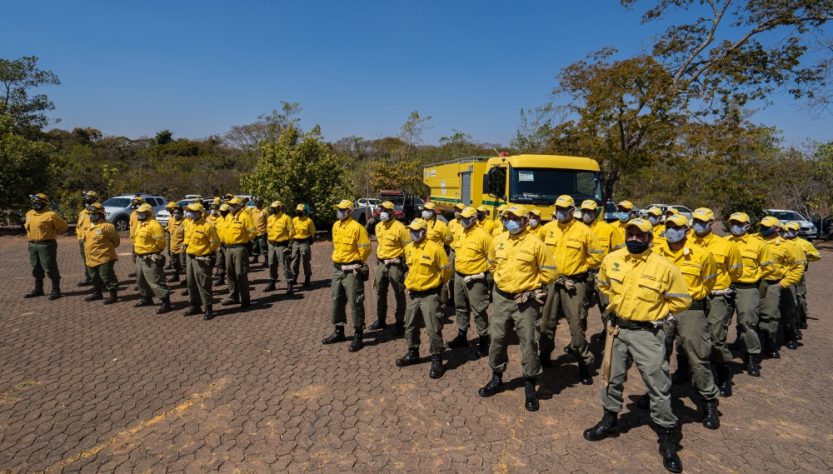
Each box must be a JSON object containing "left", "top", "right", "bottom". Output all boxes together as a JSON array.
[{"left": 0, "top": 235, "right": 832, "bottom": 473}]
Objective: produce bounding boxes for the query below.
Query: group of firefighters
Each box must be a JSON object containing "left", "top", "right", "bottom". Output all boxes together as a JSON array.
[{"left": 22, "top": 191, "right": 821, "bottom": 473}]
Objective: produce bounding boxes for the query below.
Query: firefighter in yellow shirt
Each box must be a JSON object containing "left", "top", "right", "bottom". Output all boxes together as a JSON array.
[
  {"left": 250, "top": 197, "right": 270, "bottom": 266},
  {"left": 646, "top": 206, "right": 666, "bottom": 242},
  {"left": 653, "top": 214, "right": 721, "bottom": 430},
  {"left": 291, "top": 204, "right": 317, "bottom": 288},
  {"left": 182, "top": 203, "right": 221, "bottom": 320},
  {"left": 127, "top": 194, "right": 145, "bottom": 278},
  {"left": 220, "top": 197, "right": 257, "bottom": 308},
  {"left": 776, "top": 221, "right": 807, "bottom": 351},
  {"left": 322, "top": 200, "right": 372, "bottom": 352},
  {"left": 478, "top": 206, "right": 557, "bottom": 412},
  {"left": 395, "top": 218, "right": 452, "bottom": 379},
  {"left": 421, "top": 202, "right": 453, "bottom": 311},
  {"left": 584, "top": 218, "right": 689, "bottom": 473},
  {"left": 133, "top": 203, "right": 172, "bottom": 314},
  {"left": 784, "top": 221, "right": 820, "bottom": 332},
  {"left": 690, "top": 207, "right": 743, "bottom": 396},
  {"left": 82, "top": 202, "right": 120, "bottom": 305},
  {"left": 579, "top": 200, "right": 624, "bottom": 333},
  {"left": 371, "top": 201, "right": 410, "bottom": 335},
  {"left": 539, "top": 195, "right": 604, "bottom": 384},
  {"left": 527, "top": 209, "right": 546, "bottom": 240},
  {"left": 166, "top": 204, "right": 187, "bottom": 284},
  {"left": 447, "top": 207, "right": 493, "bottom": 357},
  {"left": 609, "top": 200, "right": 636, "bottom": 241},
  {"left": 212, "top": 202, "right": 230, "bottom": 286},
  {"left": 264, "top": 201, "right": 295, "bottom": 294},
  {"left": 476, "top": 205, "right": 496, "bottom": 234},
  {"left": 163, "top": 201, "right": 178, "bottom": 271},
  {"left": 23, "top": 193, "right": 69, "bottom": 300},
  {"left": 76, "top": 190, "right": 100, "bottom": 287},
  {"left": 447, "top": 202, "right": 466, "bottom": 241},
  {"left": 491, "top": 204, "right": 508, "bottom": 237}
]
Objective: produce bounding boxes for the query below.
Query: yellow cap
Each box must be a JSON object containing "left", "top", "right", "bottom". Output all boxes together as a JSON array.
[
  {"left": 580, "top": 200, "right": 598, "bottom": 211},
  {"left": 692, "top": 208, "right": 714, "bottom": 221},
  {"left": 646, "top": 206, "right": 663, "bottom": 217},
  {"left": 407, "top": 218, "right": 428, "bottom": 230},
  {"left": 219, "top": 203, "right": 230, "bottom": 212},
  {"left": 166, "top": 201, "right": 178, "bottom": 209},
  {"left": 380, "top": 201, "right": 395, "bottom": 211},
  {"left": 87, "top": 202, "right": 105, "bottom": 213},
  {"left": 728, "top": 212, "right": 750, "bottom": 224},
  {"left": 31, "top": 193, "right": 49, "bottom": 202},
  {"left": 270, "top": 200, "right": 283, "bottom": 208},
  {"left": 295, "top": 204, "right": 306, "bottom": 212},
  {"left": 666, "top": 214, "right": 689, "bottom": 227},
  {"left": 84, "top": 190, "right": 100, "bottom": 199},
  {"left": 423, "top": 202, "right": 437, "bottom": 211},
  {"left": 555, "top": 195, "right": 575, "bottom": 208},
  {"left": 228, "top": 197, "right": 244, "bottom": 205},
  {"left": 503, "top": 205, "right": 529, "bottom": 218},
  {"left": 223, "top": 193, "right": 234, "bottom": 201},
  {"left": 617, "top": 200, "right": 634, "bottom": 211},
  {"left": 333, "top": 199, "right": 353, "bottom": 210},
  {"left": 625, "top": 218, "right": 652, "bottom": 233},
  {"left": 137, "top": 203, "right": 153, "bottom": 213},
  {"left": 497, "top": 204, "right": 508, "bottom": 212},
  {"left": 454, "top": 203, "right": 466, "bottom": 211},
  {"left": 185, "top": 202, "right": 204, "bottom": 212},
  {"left": 529, "top": 209, "right": 542, "bottom": 218},
  {"left": 212, "top": 197, "right": 221, "bottom": 205},
  {"left": 132, "top": 195, "right": 145, "bottom": 203},
  {"left": 760, "top": 216, "right": 781, "bottom": 228},
  {"left": 460, "top": 207, "right": 477, "bottom": 218},
  {"left": 665, "top": 207, "right": 679, "bottom": 216},
  {"left": 476, "top": 205, "right": 489, "bottom": 213},
  {"left": 786, "top": 222, "right": 800, "bottom": 231}
]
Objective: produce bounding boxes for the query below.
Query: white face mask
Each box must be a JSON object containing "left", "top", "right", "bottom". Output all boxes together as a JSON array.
[
  {"left": 460, "top": 218, "right": 475, "bottom": 229},
  {"left": 410, "top": 230, "right": 426, "bottom": 242},
  {"left": 379, "top": 212, "right": 390, "bottom": 222},
  {"left": 581, "top": 212, "right": 595, "bottom": 225},
  {"left": 529, "top": 218, "right": 540, "bottom": 228},
  {"left": 421, "top": 210, "right": 433, "bottom": 220},
  {"left": 336, "top": 210, "right": 347, "bottom": 220}
]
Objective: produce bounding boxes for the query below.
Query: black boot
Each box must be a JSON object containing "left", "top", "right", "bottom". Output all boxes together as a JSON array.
[
  {"left": 636, "top": 393, "right": 651, "bottom": 410},
  {"left": 447, "top": 329, "right": 468, "bottom": 348},
  {"left": 183, "top": 305, "right": 202, "bottom": 316},
  {"left": 214, "top": 274, "right": 225, "bottom": 286},
  {"left": 429, "top": 354, "right": 444, "bottom": 379},
  {"left": 77, "top": 277, "right": 93, "bottom": 287},
  {"left": 583, "top": 409, "right": 618, "bottom": 441},
  {"left": 134, "top": 297, "right": 153, "bottom": 307},
  {"left": 539, "top": 350, "right": 553, "bottom": 368},
  {"left": 745, "top": 353, "right": 761, "bottom": 377},
  {"left": 286, "top": 282, "right": 294, "bottom": 296},
  {"left": 716, "top": 364, "right": 732, "bottom": 397},
  {"left": 322, "top": 326, "right": 347, "bottom": 344},
  {"left": 768, "top": 335, "right": 780, "bottom": 359},
  {"left": 348, "top": 331, "right": 364, "bottom": 352},
  {"left": 203, "top": 305, "right": 214, "bottom": 320},
  {"left": 395, "top": 348, "right": 419, "bottom": 367},
  {"left": 156, "top": 296, "right": 172, "bottom": 314},
  {"left": 477, "top": 335, "right": 490, "bottom": 357},
  {"left": 785, "top": 339, "right": 798, "bottom": 350},
  {"left": 671, "top": 352, "right": 690, "bottom": 385},
  {"left": 104, "top": 290, "right": 118, "bottom": 305},
  {"left": 48, "top": 280, "right": 62, "bottom": 301},
  {"left": 478, "top": 372, "right": 503, "bottom": 397},
  {"left": 264, "top": 280, "right": 276, "bottom": 292},
  {"left": 84, "top": 289, "right": 104, "bottom": 301},
  {"left": 303, "top": 275, "right": 311, "bottom": 288},
  {"left": 524, "top": 377, "right": 539, "bottom": 411},
  {"left": 393, "top": 320, "right": 405, "bottom": 337},
  {"left": 24, "top": 279, "right": 44, "bottom": 298},
  {"left": 577, "top": 361, "right": 593, "bottom": 385},
  {"left": 656, "top": 425, "right": 683, "bottom": 473},
  {"left": 220, "top": 297, "right": 239, "bottom": 306},
  {"left": 369, "top": 319, "right": 387, "bottom": 330},
  {"left": 702, "top": 398, "right": 720, "bottom": 430}
]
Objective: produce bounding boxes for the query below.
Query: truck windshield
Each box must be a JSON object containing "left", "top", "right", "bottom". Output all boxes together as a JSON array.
[{"left": 509, "top": 168, "right": 601, "bottom": 205}]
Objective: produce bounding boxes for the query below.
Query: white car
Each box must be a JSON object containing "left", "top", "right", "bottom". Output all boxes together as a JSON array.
[
  {"left": 649, "top": 204, "right": 693, "bottom": 221},
  {"left": 103, "top": 194, "right": 167, "bottom": 232},
  {"left": 764, "top": 209, "right": 817, "bottom": 239},
  {"left": 355, "top": 198, "right": 381, "bottom": 209}
]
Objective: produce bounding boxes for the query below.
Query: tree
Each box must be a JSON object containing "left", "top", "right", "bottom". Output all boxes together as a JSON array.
[
  {"left": 0, "top": 56, "right": 60, "bottom": 137},
  {"left": 0, "top": 114, "right": 55, "bottom": 207},
  {"left": 224, "top": 101, "right": 303, "bottom": 152},
  {"left": 154, "top": 129, "right": 173, "bottom": 145},
  {"left": 400, "top": 110, "right": 431, "bottom": 158}
]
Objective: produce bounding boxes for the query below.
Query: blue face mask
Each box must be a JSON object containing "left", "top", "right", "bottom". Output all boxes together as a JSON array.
[
  {"left": 504, "top": 219, "right": 522, "bottom": 234},
  {"left": 693, "top": 222, "right": 710, "bottom": 236},
  {"left": 555, "top": 209, "right": 572, "bottom": 223},
  {"left": 461, "top": 218, "right": 475, "bottom": 229},
  {"left": 648, "top": 216, "right": 660, "bottom": 226},
  {"left": 730, "top": 224, "right": 747, "bottom": 236},
  {"left": 336, "top": 210, "right": 347, "bottom": 220},
  {"left": 665, "top": 227, "right": 687, "bottom": 244},
  {"left": 90, "top": 214, "right": 101, "bottom": 222},
  {"left": 410, "top": 230, "right": 425, "bottom": 242},
  {"left": 379, "top": 212, "right": 390, "bottom": 222},
  {"left": 618, "top": 212, "right": 629, "bottom": 223},
  {"left": 760, "top": 226, "right": 777, "bottom": 237}
]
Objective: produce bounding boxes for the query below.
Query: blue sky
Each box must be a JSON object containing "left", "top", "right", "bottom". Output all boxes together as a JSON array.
[{"left": 2, "top": 0, "right": 830, "bottom": 146}]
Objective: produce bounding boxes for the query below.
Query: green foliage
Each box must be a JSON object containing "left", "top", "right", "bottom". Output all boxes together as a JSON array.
[
  {"left": 0, "top": 56, "right": 60, "bottom": 138},
  {"left": 0, "top": 113, "right": 55, "bottom": 207},
  {"left": 155, "top": 129, "right": 173, "bottom": 145}
]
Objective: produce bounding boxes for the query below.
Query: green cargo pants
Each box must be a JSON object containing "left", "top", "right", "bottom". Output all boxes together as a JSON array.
[
  {"left": 291, "top": 240, "right": 312, "bottom": 283},
  {"left": 171, "top": 251, "right": 186, "bottom": 275},
  {"left": 779, "top": 284, "right": 799, "bottom": 341},
  {"left": 29, "top": 240, "right": 60, "bottom": 281},
  {"left": 733, "top": 284, "right": 762, "bottom": 355},
  {"left": 135, "top": 253, "right": 170, "bottom": 300},
  {"left": 705, "top": 293, "right": 734, "bottom": 364},
  {"left": 79, "top": 240, "right": 93, "bottom": 281},
  {"left": 540, "top": 279, "right": 594, "bottom": 365},
  {"left": 253, "top": 234, "right": 268, "bottom": 257},
  {"left": 267, "top": 241, "right": 293, "bottom": 283},
  {"left": 664, "top": 306, "right": 719, "bottom": 401},
  {"left": 453, "top": 273, "right": 490, "bottom": 336},
  {"left": 489, "top": 288, "right": 542, "bottom": 378},
  {"left": 376, "top": 261, "right": 406, "bottom": 324},
  {"left": 332, "top": 264, "right": 365, "bottom": 331},
  {"left": 796, "top": 274, "right": 808, "bottom": 327},
  {"left": 186, "top": 254, "right": 213, "bottom": 307},
  {"left": 404, "top": 287, "right": 444, "bottom": 355},
  {"left": 89, "top": 261, "right": 118, "bottom": 291},
  {"left": 758, "top": 280, "right": 782, "bottom": 337},
  {"left": 225, "top": 245, "right": 250, "bottom": 305},
  {"left": 587, "top": 270, "right": 610, "bottom": 324},
  {"left": 602, "top": 326, "right": 677, "bottom": 429},
  {"left": 214, "top": 246, "right": 226, "bottom": 278}
]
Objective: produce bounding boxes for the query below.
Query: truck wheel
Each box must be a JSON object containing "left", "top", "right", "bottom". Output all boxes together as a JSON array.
[{"left": 114, "top": 216, "right": 129, "bottom": 232}]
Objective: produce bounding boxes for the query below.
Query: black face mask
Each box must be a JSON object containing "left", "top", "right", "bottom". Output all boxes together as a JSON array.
[
  {"left": 32, "top": 202, "right": 46, "bottom": 211},
  {"left": 626, "top": 240, "right": 650, "bottom": 255},
  {"left": 220, "top": 211, "right": 229, "bottom": 217},
  {"left": 296, "top": 212, "right": 303, "bottom": 216}
]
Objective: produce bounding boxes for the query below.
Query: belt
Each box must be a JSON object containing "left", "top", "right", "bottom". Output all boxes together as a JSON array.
[
  {"left": 29, "top": 239, "right": 56, "bottom": 244},
  {"left": 334, "top": 261, "right": 362, "bottom": 272},
  {"left": 733, "top": 281, "right": 760, "bottom": 289},
  {"left": 408, "top": 286, "right": 441, "bottom": 297},
  {"left": 137, "top": 252, "right": 161, "bottom": 256},
  {"left": 269, "top": 240, "right": 290, "bottom": 245},
  {"left": 292, "top": 238, "right": 311, "bottom": 242},
  {"left": 566, "top": 272, "right": 588, "bottom": 281},
  {"left": 378, "top": 257, "right": 403, "bottom": 265},
  {"left": 689, "top": 298, "right": 706, "bottom": 311},
  {"left": 224, "top": 243, "right": 248, "bottom": 249},
  {"left": 765, "top": 279, "right": 780, "bottom": 285},
  {"left": 610, "top": 314, "right": 660, "bottom": 331}
]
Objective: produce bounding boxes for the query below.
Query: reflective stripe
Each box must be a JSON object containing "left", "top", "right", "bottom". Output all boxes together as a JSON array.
[
  {"left": 588, "top": 249, "right": 605, "bottom": 254},
  {"left": 665, "top": 293, "right": 691, "bottom": 299},
  {"left": 358, "top": 243, "right": 370, "bottom": 248},
  {"left": 730, "top": 263, "right": 743, "bottom": 269},
  {"left": 760, "top": 259, "right": 775, "bottom": 266},
  {"left": 541, "top": 265, "right": 557, "bottom": 270},
  {"left": 704, "top": 273, "right": 718, "bottom": 281}
]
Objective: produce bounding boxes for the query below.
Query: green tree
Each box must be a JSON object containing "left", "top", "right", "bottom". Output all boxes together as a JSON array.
[
  {"left": 0, "top": 56, "right": 60, "bottom": 137},
  {"left": 0, "top": 114, "right": 55, "bottom": 207},
  {"left": 154, "top": 129, "right": 173, "bottom": 145}
]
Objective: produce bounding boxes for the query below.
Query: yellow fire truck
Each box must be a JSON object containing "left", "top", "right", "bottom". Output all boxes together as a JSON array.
[{"left": 422, "top": 154, "right": 602, "bottom": 219}]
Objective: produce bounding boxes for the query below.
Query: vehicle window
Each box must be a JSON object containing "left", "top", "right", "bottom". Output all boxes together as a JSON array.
[
  {"left": 770, "top": 211, "right": 804, "bottom": 220},
  {"left": 103, "top": 198, "right": 130, "bottom": 208},
  {"left": 509, "top": 168, "right": 601, "bottom": 205},
  {"left": 672, "top": 206, "right": 691, "bottom": 213}
]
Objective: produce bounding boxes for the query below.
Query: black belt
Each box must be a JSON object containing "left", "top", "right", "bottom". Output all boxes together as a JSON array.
[
  {"left": 29, "top": 239, "right": 56, "bottom": 244},
  {"left": 269, "top": 240, "right": 290, "bottom": 245},
  {"left": 610, "top": 314, "right": 658, "bottom": 331},
  {"left": 224, "top": 243, "right": 248, "bottom": 249},
  {"left": 137, "top": 252, "right": 161, "bottom": 256},
  {"left": 567, "top": 272, "right": 589, "bottom": 281},
  {"left": 495, "top": 286, "right": 523, "bottom": 300},
  {"left": 734, "top": 281, "right": 760, "bottom": 289},
  {"left": 408, "top": 286, "right": 441, "bottom": 297},
  {"left": 765, "top": 279, "right": 780, "bottom": 285},
  {"left": 689, "top": 298, "right": 706, "bottom": 311},
  {"left": 456, "top": 270, "right": 488, "bottom": 278},
  {"left": 293, "top": 238, "right": 311, "bottom": 242}
]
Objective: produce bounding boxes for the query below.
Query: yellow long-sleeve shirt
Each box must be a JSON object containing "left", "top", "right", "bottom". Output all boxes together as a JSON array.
[
  {"left": 597, "top": 248, "right": 692, "bottom": 322},
  {"left": 252, "top": 207, "right": 269, "bottom": 236},
  {"left": 83, "top": 222, "right": 120, "bottom": 266},
  {"left": 24, "top": 209, "right": 69, "bottom": 241},
  {"left": 760, "top": 236, "right": 804, "bottom": 287},
  {"left": 451, "top": 226, "right": 492, "bottom": 275},
  {"left": 375, "top": 219, "right": 410, "bottom": 260},
  {"left": 291, "top": 216, "right": 316, "bottom": 239},
  {"left": 527, "top": 223, "right": 547, "bottom": 241},
  {"left": 588, "top": 219, "right": 624, "bottom": 261},
  {"left": 267, "top": 212, "right": 294, "bottom": 242},
  {"left": 404, "top": 240, "right": 452, "bottom": 291},
  {"left": 793, "top": 237, "right": 821, "bottom": 263},
  {"left": 489, "top": 229, "right": 557, "bottom": 294},
  {"left": 129, "top": 210, "right": 140, "bottom": 243},
  {"left": 166, "top": 217, "right": 186, "bottom": 253},
  {"left": 221, "top": 210, "right": 257, "bottom": 245},
  {"left": 726, "top": 233, "right": 773, "bottom": 284},
  {"left": 541, "top": 219, "right": 604, "bottom": 276},
  {"left": 692, "top": 233, "right": 743, "bottom": 291},
  {"left": 133, "top": 219, "right": 166, "bottom": 254},
  {"left": 76, "top": 209, "right": 91, "bottom": 240},
  {"left": 425, "top": 217, "right": 452, "bottom": 246},
  {"left": 184, "top": 219, "right": 221, "bottom": 256},
  {"left": 331, "top": 217, "right": 370, "bottom": 263},
  {"left": 655, "top": 242, "right": 717, "bottom": 301}
]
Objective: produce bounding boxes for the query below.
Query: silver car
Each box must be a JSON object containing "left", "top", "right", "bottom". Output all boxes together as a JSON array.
[
  {"left": 103, "top": 194, "right": 167, "bottom": 231},
  {"left": 764, "top": 209, "right": 818, "bottom": 239}
]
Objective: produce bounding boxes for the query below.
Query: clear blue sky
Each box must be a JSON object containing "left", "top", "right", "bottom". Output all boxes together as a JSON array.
[{"left": 2, "top": 0, "right": 830, "bottom": 146}]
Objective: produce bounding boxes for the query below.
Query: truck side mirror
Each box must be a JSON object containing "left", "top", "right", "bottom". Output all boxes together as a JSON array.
[{"left": 485, "top": 167, "right": 506, "bottom": 198}]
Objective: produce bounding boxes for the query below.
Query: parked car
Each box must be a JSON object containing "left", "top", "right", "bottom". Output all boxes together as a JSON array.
[
  {"left": 355, "top": 197, "right": 381, "bottom": 209},
  {"left": 156, "top": 197, "right": 213, "bottom": 226},
  {"left": 648, "top": 203, "right": 693, "bottom": 220},
  {"left": 764, "top": 209, "right": 817, "bottom": 239},
  {"left": 103, "top": 194, "right": 167, "bottom": 231},
  {"left": 812, "top": 215, "right": 833, "bottom": 240}
]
